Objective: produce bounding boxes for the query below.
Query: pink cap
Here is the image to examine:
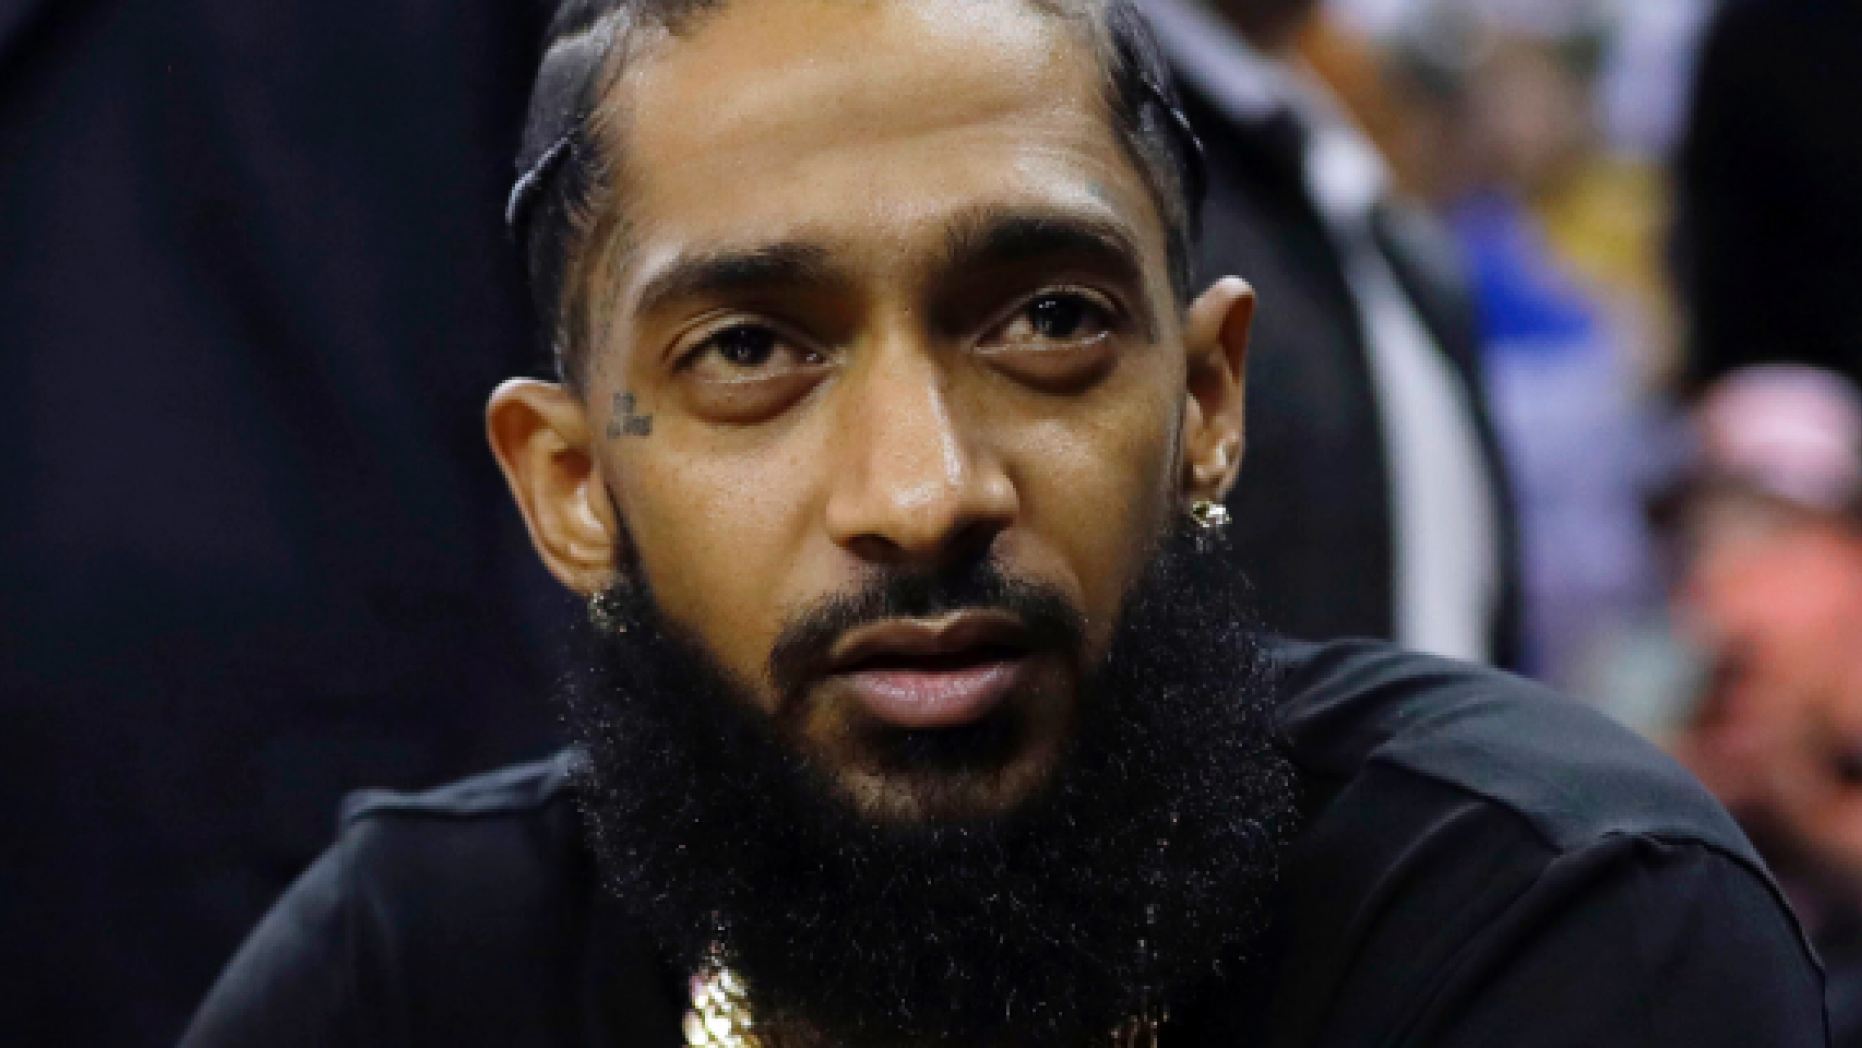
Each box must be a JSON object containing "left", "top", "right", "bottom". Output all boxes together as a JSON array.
[{"left": 1696, "top": 365, "right": 1862, "bottom": 514}]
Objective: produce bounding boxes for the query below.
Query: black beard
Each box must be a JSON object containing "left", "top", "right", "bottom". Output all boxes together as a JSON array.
[{"left": 557, "top": 522, "right": 1299, "bottom": 1047}]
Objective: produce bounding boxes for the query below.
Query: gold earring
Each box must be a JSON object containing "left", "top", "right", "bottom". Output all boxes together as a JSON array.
[{"left": 1189, "top": 499, "right": 1230, "bottom": 531}]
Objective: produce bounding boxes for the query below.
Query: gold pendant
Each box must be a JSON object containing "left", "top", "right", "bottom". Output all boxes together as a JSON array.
[
  {"left": 683, "top": 965, "right": 763, "bottom": 1048},
  {"left": 683, "top": 961, "right": 1164, "bottom": 1048}
]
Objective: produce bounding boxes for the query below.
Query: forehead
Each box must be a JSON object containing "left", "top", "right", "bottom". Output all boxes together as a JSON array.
[{"left": 602, "top": 0, "right": 1162, "bottom": 288}]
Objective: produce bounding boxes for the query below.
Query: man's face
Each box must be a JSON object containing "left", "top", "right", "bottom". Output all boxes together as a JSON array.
[
  {"left": 1675, "top": 498, "right": 1862, "bottom": 884},
  {"left": 493, "top": 0, "right": 1250, "bottom": 821}
]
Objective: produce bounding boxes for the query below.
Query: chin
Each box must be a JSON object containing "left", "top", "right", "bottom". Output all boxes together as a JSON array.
[
  {"left": 789, "top": 654, "right": 1081, "bottom": 823},
  {"left": 825, "top": 731, "right": 1071, "bottom": 823}
]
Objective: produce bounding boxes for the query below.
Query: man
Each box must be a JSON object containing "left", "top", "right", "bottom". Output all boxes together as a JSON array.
[
  {"left": 1142, "top": 0, "right": 1520, "bottom": 667},
  {"left": 183, "top": 0, "right": 1824, "bottom": 1044},
  {"left": 1662, "top": 367, "right": 1862, "bottom": 1045}
]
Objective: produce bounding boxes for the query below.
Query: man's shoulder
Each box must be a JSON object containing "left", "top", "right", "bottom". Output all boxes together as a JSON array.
[
  {"left": 1268, "top": 637, "right": 1756, "bottom": 861},
  {"left": 330, "top": 752, "right": 591, "bottom": 917},
  {"left": 321, "top": 753, "right": 595, "bottom": 978},
  {"left": 1245, "top": 639, "right": 1826, "bottom": 1047},
  {"left": 181, "top": 755, "right": 619, "bottom": 1047},
  {"left": 340, "top": 751, "right": 581, "bottom": 827}
]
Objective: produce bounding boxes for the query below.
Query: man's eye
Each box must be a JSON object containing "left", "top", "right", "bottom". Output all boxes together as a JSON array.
[
  {"left": 980, "top": 290, "right": 1121, "bottom": 392},
  {"left": 710, "top": 325, "right": 780, "bottom": 368},
  {"left": 688, "top": 323, "right": 823, "bottom": 376},
  {"left": 996, "top": 292, "right": 1114, "bottom": 346}
]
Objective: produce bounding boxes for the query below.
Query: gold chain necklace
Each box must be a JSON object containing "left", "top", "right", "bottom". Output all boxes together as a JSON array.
[
  {"left": 683, "top": 814, "right": 1182, "bottom": 1048},
  {"left": 681, "top": 962, "right": 1167, "bottom": 1048}
]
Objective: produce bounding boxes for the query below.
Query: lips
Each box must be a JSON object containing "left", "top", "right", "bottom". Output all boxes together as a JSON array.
[{"left": 824, "top": 611, "right": 1034, "bottom": 728}]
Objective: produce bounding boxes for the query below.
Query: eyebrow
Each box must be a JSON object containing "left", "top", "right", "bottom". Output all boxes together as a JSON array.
[
  {"left": 628, "top": 206, "right": 1158, "bottom": 333},
  {"left": 942, "top": 206, "right": 1146, "bottom": 273},
  {"left": 632, "top": 241, "right": 841, "bottom": 318},
  {"left": 940, "top": 206, "right": 1158, "bottom": 336}
]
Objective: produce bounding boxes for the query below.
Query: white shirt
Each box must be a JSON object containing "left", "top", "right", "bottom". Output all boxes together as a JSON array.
[{"left": 1143, "top": 0, "right": 1501, "bottom": 664}]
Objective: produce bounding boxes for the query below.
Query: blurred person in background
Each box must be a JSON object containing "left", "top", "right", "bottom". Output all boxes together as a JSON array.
[
  {"left": 1140, "top": 0, "right": 1522, "bottom": 668},
  {"left": 1593, "top": 0, "right": 1713, "bottom": 161},
  {"left": 1376, "top": 4, "right": 1670, "bottom": 691},
  {"left": 1663, "top": 365, "right": 1862, "bottom": 1045},
  {"left": 0, "top": 1, "right": 559, "bottom": 1043},
  {"left": 1677, "top": 0, "right": 1862, "bottom": 392}
]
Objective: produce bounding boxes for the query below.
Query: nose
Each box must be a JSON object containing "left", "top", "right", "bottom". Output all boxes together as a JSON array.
[{"left": 823, "top": 343, "right": 1019, "bottom": 567}]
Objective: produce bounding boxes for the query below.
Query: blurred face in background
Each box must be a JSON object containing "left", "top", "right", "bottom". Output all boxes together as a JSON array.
[
  {"left": 1673, "top": 490, "right": 1862, "bottom": 894},
  {"left": 1465, "top": 36, "right": 1592, "bottom": 197}
]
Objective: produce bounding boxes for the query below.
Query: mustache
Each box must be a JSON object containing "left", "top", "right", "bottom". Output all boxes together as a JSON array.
[{"left": 765, "top": 558, "right": 1088, "bottom": 704}]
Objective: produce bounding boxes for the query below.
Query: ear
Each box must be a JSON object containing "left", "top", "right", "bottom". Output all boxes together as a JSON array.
[
  {"left": 1179, "top": 276, "right": 1255, "bottom": 502},
  {"left": 486, "top": 378, "right": 622, "bottom": 594}
]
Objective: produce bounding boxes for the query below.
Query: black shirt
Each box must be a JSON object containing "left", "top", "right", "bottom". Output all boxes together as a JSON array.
[{"left": 181, "top": 640, "right": 1829, "bottom": 1046}]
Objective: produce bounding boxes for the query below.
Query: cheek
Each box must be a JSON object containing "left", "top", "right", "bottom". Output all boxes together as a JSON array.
[
  {"left": 997, "top": 376, "right": 1180, "bottom": 641},
  {"left": 603, "top": 439, "right": 821, "bottom": 707},
  {"left": 594, "top": 352, "right": 1185, "bottom": 684}
]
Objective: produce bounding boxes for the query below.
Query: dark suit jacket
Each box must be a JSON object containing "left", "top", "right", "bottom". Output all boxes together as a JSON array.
[
  {"left": 1180, "top": 88, "right": 1522, "bottom": 668},
  {"left": 0, "top": 2, "right": 560, "bottom": 1044}
]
